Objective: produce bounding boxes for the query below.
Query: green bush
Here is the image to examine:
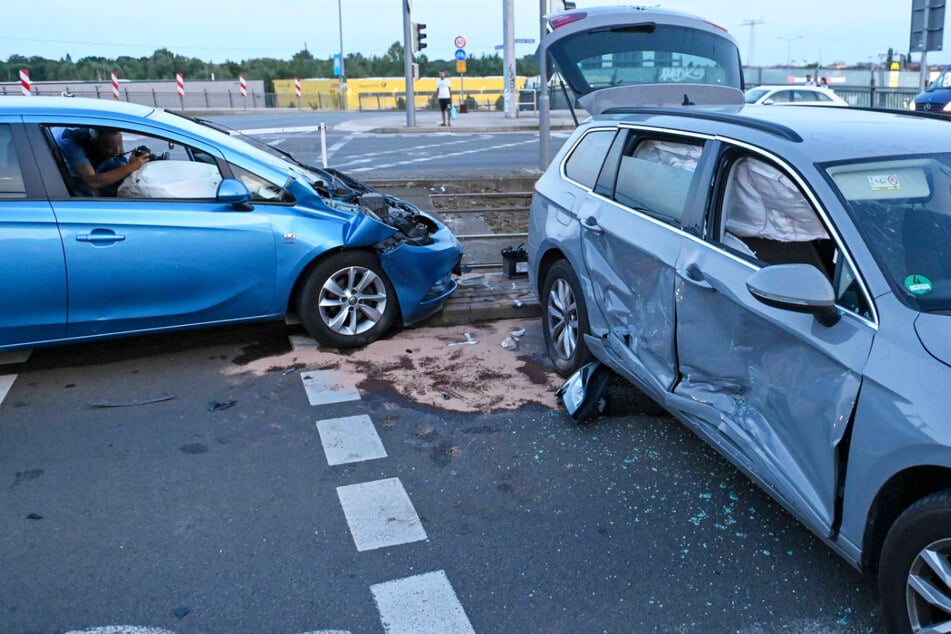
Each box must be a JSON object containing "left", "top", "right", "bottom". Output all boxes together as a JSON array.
[
  {"left": 494, "top": 95, "right": 504, "bottom": 111},
  {"left": 465, "top": 96, "right": 478, "bottom": 110}
]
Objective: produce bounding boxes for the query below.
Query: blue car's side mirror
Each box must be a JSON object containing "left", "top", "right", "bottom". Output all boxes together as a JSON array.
[{"left": 217, "top": 178, "right": 253, "bottom": 211}]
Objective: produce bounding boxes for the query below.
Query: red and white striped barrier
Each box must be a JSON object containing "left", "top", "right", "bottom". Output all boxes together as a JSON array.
[
  {"left": 295, "top": 77, "right": 302, "bottom": 98},
  {"left": 239, "top": 75, "right": 247, "bottom": 97},
  {"left": 19, "top": 69, "right": 31, "bottom": 96},
  {"left": 111, "top": 72, "right": 119, "bottom": 100},
  {"left": 176, "top": 73, "right": 185, "bottom": 97}
]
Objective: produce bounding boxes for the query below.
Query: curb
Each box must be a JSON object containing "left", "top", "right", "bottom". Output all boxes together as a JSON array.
[{"left": 423, "top": 270, "right": 540, "bottom": 327}]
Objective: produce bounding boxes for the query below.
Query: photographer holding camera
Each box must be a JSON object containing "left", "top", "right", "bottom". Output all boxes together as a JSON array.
[{"left": 55, "top": 126, "right": 149, "bottom": 196}]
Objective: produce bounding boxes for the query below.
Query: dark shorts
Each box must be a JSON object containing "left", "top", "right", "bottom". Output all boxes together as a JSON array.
[{"left": 439, "top": 98, "right": 451, "bottom": 112}]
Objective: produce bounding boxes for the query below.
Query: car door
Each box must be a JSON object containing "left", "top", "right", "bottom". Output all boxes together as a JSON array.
[
  {"left": 579, "top": 130, "right": 711, "bottom": 393},
  {"left": 671, "top": 149, "right": 874, "bottom": 536},
  {"left": 0, "top": 121, "right": 67, "bottom": 348},
  {"left": 28, "top": 120, "right": 278, "bottom": 339}
]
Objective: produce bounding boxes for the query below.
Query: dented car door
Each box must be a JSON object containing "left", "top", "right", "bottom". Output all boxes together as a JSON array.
[{"left": 670, "top": 151, "right": 873, "bottom": 536}]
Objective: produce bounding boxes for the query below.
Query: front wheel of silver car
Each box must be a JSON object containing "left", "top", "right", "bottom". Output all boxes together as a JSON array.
[
  {"left": 297, "top": 251, "right": 398, "bottom": 349},
  {"left": 541, "top": 260, "right": 593, "bottom": 377},
  {"left": 880, "top": 491, "right": 951, "bottom": 634}
]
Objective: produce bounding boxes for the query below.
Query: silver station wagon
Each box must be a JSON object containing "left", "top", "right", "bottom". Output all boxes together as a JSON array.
[{"left": 529, "top": 102, "right": 951, "bottom": 632}]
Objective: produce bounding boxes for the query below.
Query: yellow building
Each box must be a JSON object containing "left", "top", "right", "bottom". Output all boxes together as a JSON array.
[{"left": 273, "top": 76, "right": 528, "bottom": 111}]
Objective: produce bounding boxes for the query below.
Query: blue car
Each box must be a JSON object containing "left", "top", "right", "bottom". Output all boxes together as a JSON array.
[
  {"left": 0, "top": 97, "right": 462, "bottom": 349},
  {"left": 912, "top": 67, "right": 951, "bottom": 114}
]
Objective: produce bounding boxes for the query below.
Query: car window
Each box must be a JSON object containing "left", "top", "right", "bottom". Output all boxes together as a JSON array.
[
  {"left": 0, "top": 125, "right": 26, "bottom": 199},
  {"left": 794, "top": 90, "right": 830, "bottom": 102},
  {"left": 717, "top": 154, "right": 872, "bottom": 318},
  {"left": 230, "top": 162, "right": 293, "bottom": 203},
  {"left": 563, "top": 129, "right": 615, "bottom": 189},
  {"left": 769, "top": 90, "right": 792, "bottom": 103},
  {"left": 613, "top": 137, "right": 702, "bottom": 227},
  {"left": 45, "top": 125, "right": 224, "bottom": 199},
  {"left": 550, "top": 23, "right": 743, "bottom": 93},
  {"left": 827, "top": 155, "right": 951, "bottom": 313}
]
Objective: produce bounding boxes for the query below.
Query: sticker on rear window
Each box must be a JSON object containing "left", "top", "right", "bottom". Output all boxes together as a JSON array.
[
  {"left": 868, "top": 174, "right": 901, "bottom": 191},
  {"left": 904, "top": 274, "right": 933, "bottom": 295}
]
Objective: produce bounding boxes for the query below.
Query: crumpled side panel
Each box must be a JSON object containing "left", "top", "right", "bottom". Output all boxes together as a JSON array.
[
  {"left": 675, "top": 281, "right": 861, "bottom": 527},
  {"left": 583, "top": 227, "right": 677, "bottom": 389}
]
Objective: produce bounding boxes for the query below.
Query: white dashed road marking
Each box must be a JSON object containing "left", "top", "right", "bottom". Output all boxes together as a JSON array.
[
  {"left": 0, "top": 374, "right": 16, "bottom": 407},
  {"left": 301, "top": 370, "right": 361, "bottom": 406},
  {"left": 336, "top": 478, "right": 427, "bottom": 552},
  {"left": 0, "top": 349, "right": 31, "bottom": 365},
  {"left": 317, "top": 415, "right": 388, "bottom": 465},
  {"left": 371, "top": 570, "right": 475, "bottom": 634}
]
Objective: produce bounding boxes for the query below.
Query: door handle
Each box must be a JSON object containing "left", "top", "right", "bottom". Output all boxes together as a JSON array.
[
  {"left": 680, "top": 263, "right": 713, "bottom": 289},
  {"left": 76, "top": 233, "right": 125, "bottom": 244},
  {"left": 581, "top": 216, "right": 603, "bottom": 234}
]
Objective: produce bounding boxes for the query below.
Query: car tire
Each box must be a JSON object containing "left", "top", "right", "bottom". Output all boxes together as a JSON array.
[
  {"left": 541, "top": 260, "right": 593, "bottom": 377},
  {"left": 879, "top": 490, "right": 951, "bottom": 634},
  {"left": 296, "top": 251, "right": 398, "bottom": 349}
]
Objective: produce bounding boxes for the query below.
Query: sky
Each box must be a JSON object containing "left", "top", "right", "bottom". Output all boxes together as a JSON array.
[{"left": 0, "top": 0, "right": 943, "bottom": 69}]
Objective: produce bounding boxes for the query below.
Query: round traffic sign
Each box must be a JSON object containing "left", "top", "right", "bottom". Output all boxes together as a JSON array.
[
  {"left": 454, "top": 49, "right": 467, "bottom": 61},
  {"left": 454, "top": 35, "right": 467, "bottom": 49}
]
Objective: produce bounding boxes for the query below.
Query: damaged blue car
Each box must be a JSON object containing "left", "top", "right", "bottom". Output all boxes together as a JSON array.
[{"left": 0, "top": 97, "right": 462, "bottom": 350}]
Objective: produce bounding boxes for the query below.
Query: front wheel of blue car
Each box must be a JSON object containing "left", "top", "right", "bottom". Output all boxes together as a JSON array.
[
  {"left": 541, "top": 260, "right": 593, "bottom": 377},
  {"left": 297, "top": 251, "right": 398, "bottom": 348}
]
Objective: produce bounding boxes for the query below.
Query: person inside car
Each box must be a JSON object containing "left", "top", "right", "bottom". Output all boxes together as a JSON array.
[{"left": 55, "top": 126, "right": 148, "bottom": 196}]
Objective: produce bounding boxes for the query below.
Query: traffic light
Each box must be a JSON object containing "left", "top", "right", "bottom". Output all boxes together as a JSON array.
[{"left": 415, "top": 23, "right": 428, "bottom": 53}]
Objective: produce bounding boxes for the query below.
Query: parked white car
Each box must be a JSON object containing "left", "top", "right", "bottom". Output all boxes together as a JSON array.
[{"left": 745, "top": 85, "right": 848, "bottom": 107}]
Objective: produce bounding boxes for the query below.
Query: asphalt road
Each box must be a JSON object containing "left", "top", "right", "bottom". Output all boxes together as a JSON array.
[{"left": 0, "top": 319, "right": 883, "bottom": 633}]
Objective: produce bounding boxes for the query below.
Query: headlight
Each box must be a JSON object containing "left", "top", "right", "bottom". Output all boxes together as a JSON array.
[{"left": 943, "top": 102, "right": 951, "bottom": 112}]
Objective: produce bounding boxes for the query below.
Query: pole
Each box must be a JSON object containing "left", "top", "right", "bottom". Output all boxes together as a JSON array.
[
  {"left": 338, "top": 0, "right": 347, "bottom": 110},
  {"left": 503, "top": 0, "right": 517, "bottom": 118},
  {"left": 539, "top": 0, "right": 551, "bottom": 168},
  {"left": 403, "top": 0, "right": 416, "bottom": 127}
]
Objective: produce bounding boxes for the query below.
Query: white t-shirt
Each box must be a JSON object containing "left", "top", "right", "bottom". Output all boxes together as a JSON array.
[{"left": 436, "top": 78, "right": 452, "bottom": 99}]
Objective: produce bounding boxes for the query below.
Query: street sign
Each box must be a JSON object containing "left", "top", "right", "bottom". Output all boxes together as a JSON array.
[
  {"left": 454, "top": 49, "right": 467, "bottom": 61},
  {"left": 911, "top": 0, "right": 946, "bottom": 52},
  {"left": 514, "top": 38, "right": 536, "bottom": 44},
  {"left": 454, "top": 35, "right": 467, "bottom": 49},
  {"left": 456, "top": 60, "right": 467, "bottom": 73}
]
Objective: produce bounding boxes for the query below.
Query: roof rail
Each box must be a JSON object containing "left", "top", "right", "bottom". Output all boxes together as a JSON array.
[{"left": 602, "top": 107, "right": 803, "bottom": 142}]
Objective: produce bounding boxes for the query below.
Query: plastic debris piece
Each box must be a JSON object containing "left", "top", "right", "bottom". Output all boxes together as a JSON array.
[
  {"left": 26, "top": 513, "right": 42, "bottom": 520},
  {"left": 281, "top": 366, "right": 297, "bottom": 375},
  {"left": 448, "top": 332, "right": 478, "bottom": 346},
  {"left": 510, "top": 327, "right": 526, "bottom": 337},
  {"left": 457, "top": 275, "right": 486, "bottom": 287},
  {"left": 208, "top": 400, "right": 237, "bottom": 412},
  {"left": 501, "top": 336, "right": 519, "bottom": 350},
  {"left": 88, "top": 394, "right": 175, "bottom": 408},
  {"left": 514, "top": 299, "right": 524, "bottom": 308}
]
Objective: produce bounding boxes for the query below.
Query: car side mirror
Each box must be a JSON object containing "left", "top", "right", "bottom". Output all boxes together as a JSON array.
[
  {"left": 746, "top": 263, "right": 841, "bottom": 327},
  {"left": 217, "top": 178, "right": 253, "bottom": 211},
  {"left": 762, "top": 98, "right": 775, "bottom": 105}
]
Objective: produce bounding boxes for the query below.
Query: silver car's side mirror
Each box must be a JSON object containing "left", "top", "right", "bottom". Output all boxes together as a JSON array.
[{"left": 746, "top": 263, "right": 841, "bottom": 327}]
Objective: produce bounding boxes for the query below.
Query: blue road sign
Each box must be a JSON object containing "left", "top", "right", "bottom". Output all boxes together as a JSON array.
[{"left": 454, "top": 49, "right": 467, "bottom": 61}]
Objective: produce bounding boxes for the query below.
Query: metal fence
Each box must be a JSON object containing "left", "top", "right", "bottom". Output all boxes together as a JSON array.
[{"left": 0, "top": 84, "right": 925, "bottom": 113}]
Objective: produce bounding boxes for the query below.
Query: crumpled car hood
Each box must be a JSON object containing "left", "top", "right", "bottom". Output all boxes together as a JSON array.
[{"left": 915, "top": 313, "right": 951, "bottom": 367}]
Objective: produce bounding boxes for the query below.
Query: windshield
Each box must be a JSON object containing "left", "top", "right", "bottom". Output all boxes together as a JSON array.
[
  {"left": 826, "top": 155, "right": 951, "bottom": 312},
  {"left": 161, "top": 111, "right": 351, "bottom": 198},
  {"left": 745, "top": 88, "right": 769, "bottom": 103},
  {"left": 549, "top": 23, "right": 743, "bottom": 95},
  {"left": 928, "top": 70, "right": 951, "bottom": 91}
]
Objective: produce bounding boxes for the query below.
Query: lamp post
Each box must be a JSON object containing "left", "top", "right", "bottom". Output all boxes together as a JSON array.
[{"left": 777, "top": 35, "right": 803, "bottom": 66}]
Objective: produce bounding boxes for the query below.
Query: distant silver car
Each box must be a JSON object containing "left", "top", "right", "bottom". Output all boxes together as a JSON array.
[
  {"left": 745, "top": 85, "right": 849, "bottom": 107},
  {"left": 531, "top": 13, "right": 951, "bottom": 630}
]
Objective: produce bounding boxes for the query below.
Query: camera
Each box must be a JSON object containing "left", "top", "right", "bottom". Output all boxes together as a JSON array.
[{"left": 131, "top": 145, "right": 151, "bottom": 158}]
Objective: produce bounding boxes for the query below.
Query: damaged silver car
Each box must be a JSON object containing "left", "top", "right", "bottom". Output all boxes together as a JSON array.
[
  {"left": 530, "top": 84, "right": 951, "bottom": 634},
  {"left": 530, "top": 7, "right": 951, "bottom": 633}
]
